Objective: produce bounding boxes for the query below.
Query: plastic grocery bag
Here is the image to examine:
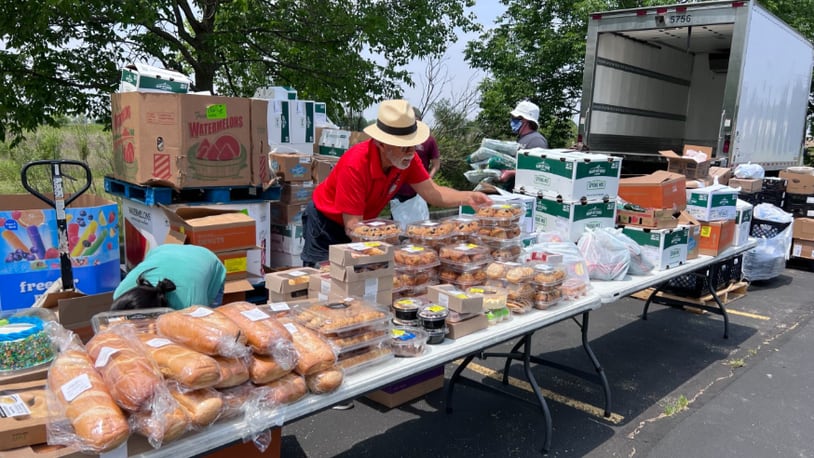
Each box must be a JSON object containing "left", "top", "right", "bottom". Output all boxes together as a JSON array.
[
  {"left": 733, "top": 162, "right": 765, "bottom": 179},
  {"left": 577, "top": 228, "right": 631, "bottom": 281},
  {"left": 605, "top": 228, "right": 654, "bottom": 275},
  {"left": 390, "top": 194, "right": 430, "bottom": 231},
  {"left": 743, "top": 203, "right": 793, "bottom": 280},
  {"left": 464, "top": 168, "right": 502, "bottom": 184},
  {"left": 481, "top": 138, "right": 521, "bottom": 157}
]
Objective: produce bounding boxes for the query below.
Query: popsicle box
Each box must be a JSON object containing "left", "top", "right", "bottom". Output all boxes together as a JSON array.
[{"left": 0, "top": 194, "right": 120, "bottom": 312}]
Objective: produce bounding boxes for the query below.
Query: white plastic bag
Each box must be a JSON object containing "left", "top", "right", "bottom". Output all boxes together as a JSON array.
[
  {"left": 577, "top": 228, "right": 631, "bottom": 281},
  {"left": 733, "top": 162, "right": 765, "bottom": 179},
  {"left": 390, "top": 194, "right": 430, "bottom": 231}
]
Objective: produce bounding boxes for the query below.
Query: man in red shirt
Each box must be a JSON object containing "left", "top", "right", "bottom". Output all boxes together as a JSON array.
[{"left": 302, "top": 99, "right": 492, "bottom": 267}]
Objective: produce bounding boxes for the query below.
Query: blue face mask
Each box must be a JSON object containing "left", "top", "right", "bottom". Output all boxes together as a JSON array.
[{"left": 510, "top": 119, "right": 523, "bottom": 133}]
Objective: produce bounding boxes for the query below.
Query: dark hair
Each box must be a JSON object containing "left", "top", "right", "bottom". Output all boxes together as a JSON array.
[{"left": 110, "top": 270, "right": 177, "bottom": 311}]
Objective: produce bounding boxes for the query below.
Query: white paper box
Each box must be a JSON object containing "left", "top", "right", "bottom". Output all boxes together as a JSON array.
[
  {"left": 515, "top": 149, "right": 622, "bottom": 201},
  {"left": 533, "top": 196, "right": 616, "bottom": 243},
  {"left": 686, "top": 185, "right": 738, "bottom": 221},
  {"left": 622, "top": 226, "right": 689, "bottom": 270},
  {"left": 733, "top": 199, "right": 754, "bottom": 246}
]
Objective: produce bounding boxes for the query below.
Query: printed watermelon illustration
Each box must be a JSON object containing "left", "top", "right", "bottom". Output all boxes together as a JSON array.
[
  {"left": 112, "top": 127, "right": 138, "bottom": 179},
  {"left": 188, "top": 134, "right": 247, "bottom": 179}
]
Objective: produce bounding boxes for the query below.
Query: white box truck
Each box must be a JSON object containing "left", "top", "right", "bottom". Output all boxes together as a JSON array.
[{"left": 578, "top": 1, "right": 814, "bottom": 171}]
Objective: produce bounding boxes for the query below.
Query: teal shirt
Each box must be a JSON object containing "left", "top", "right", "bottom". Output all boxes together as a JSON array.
[{"left": 113, "top": 245, "right": 227, "bottom": 310}]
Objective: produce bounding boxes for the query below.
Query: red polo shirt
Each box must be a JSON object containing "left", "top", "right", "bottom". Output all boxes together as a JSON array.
[{"left": 313, "top": 139, "right": 430, "bottom": 224}]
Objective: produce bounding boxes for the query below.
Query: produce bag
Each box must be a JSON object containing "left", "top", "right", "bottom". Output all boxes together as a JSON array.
[
  {"left": 481, "top": 138, "right": 520, "bottom": 157},
  {"left": 733, "top": 162, "right": 765, "bottom": 179},
  {"left": 743, "top": 203, "right": 793, "bottom": 281},
  {"left": 577, "top": 228, "right": 631, "bottom": 281}
]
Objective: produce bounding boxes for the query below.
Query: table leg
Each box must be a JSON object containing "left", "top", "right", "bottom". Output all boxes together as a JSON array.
[
  {"left": 521, "top": 332, "right": 553, "bottom": 452},
  {"left": 578, "top": 312, "right": 612, "bottom": 417},
  {"left": 642, "top": 281, "right": 666, "bottom": 320},
  {"left": 445, "top": 353, "right": 476, "bottom": 414},
  {"left": 503, "top": 336, "right": 528, "bottom": 385},
  {"left": 707, "top": 278, "right": 730, "bottom": 339}
]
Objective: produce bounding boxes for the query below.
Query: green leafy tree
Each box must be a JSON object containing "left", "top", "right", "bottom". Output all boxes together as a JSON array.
[{"left": 0, "top": 0, "right": 479, "bottom": 144}]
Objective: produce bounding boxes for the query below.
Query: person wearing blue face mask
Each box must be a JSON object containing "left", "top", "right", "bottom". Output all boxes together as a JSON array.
[{"left": 510, "top": 100, "right": 548, "bottom": 149}]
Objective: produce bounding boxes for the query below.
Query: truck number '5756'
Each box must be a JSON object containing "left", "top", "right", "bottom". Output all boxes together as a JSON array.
[{"left": 669, "top": 15, "right": 692, "bottom": 24}]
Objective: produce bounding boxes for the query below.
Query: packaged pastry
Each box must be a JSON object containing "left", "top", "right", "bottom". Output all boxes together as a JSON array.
[
  {"left": 438, "top": 243, "right": 491, "bottom": 267},
  {"left": 475, "top": 203, "right": 525, "bottom": 226},
  {"left": 155, "top": 306, "right": 249, "bottom": 358},
  {"left": 533, "top": 288, "right": 563, "bottom": 310},
  {"left": 485, "top": 261, "right": 534, "bottom": 284},
  {"left": 418, "top": 304, "right": 448, "bottom": 340},
  {"left": 392, "top": 285, "right": 431, "bottom": 301},
  {"left": 466, "top": 285, "right": 507, "bottom": 311},
  {"left": 0, "top": 314, "right": 55, "bottom": 374},
  {"left": 336, "top": 345, "right": 394, "bottom": 374},
  {"left": 561, "top": 278, "right": 589, "bottom": 300},
  {"left": 390, "top": 326, "right": 429, "bottom": 357},
  {"left": 91, "top": 308, "right": 172, "bottom": 334},
  {"left": 278, "top": 318, "right": 337, "bottom": 376},
  {"left": 531, "top": 263, "right": 567, "bottom": 287},
  {"left": 393, "top": 243, "right": 440, "bottom": 269},
  {"left": 323, "top": 324, "right": 389, "bottom": 355},
  {"left": 485, "top": 307, "right": 512, "bottom": 325},
  {"left": 347, "top": 219, "right": 401, "bottom": 244},
  {"left": 442, "top": 214, "right": 482, "bottom": 240},
  {"left": 480, "top": 238, "right": 524, "bottom": 262},
  {"left": 438, "top": 263, "right": 487, "bottom": 287},
  {"left": 393, "top": 267, "right": 438, "bottom": 291},
  {"left": 305, "top": 367, "right": 344, "bottom": 394},
  {"left": 292, "top": 298, "right": 389, "bottom": 335},
  {"left": 391, "top": 297, "right": 428, "bottom": 322},
  {"left": 474, "top": 222, "right": 523, "bottom": 241},
  {"left": 405, "top": 220, "right": 455, "bottom": 240}
]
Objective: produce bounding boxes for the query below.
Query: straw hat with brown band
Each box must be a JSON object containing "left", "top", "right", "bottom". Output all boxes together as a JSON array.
[{"left": 364, "top": 100, "right": 430, "bottom": 147}]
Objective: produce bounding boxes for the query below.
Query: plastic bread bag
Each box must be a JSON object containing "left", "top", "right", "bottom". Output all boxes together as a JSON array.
[
  {"left": 215, "top": 301, "right": 299, "bottom": 369},
  {"left": 155, "top": 305, "right": 250, "bottom": 358},
  {"left": 43, "top": 322, "right": 131, "bottom": 454},
  {"left": 248, "top": 352, "right": 295, "bottom": 384},
  {"left": 242, "top": 385, "right": 283, "bottom": 451},
  {"left": 136, "top": 332, "right": 223, "bottom": 390},
  {"left": 258, "top": 372, "right": 309, "bottom": 405},
  {"left": 218, "top": 381, "right": 258, "bottom": 420},
  {"left": 480, "top": 138, "right": 521, "bottom": 157},
  {"left": 278, "top": 317, "right": 337, "bottom": 376},
  {"left": 212, "top": 355, "right": 251, "bottom": 388},
  {"left": 607, "top": 228, "right": 654, "bottom": 275},
  {"left": 167, "top": 382, "right": 224, "bottom": 430},
  {"left": 577, "top": 228, "right": 631, "bottom": 281},
  {"left": 733, "top": 162, "right": 765, "bottom": 179},
  {"left": 131, "top": 383, "right": 190, "bottom": 448},
  {"left": 305, "top": 366, "right": 345, "bottom": 394},
  {"left": 527, "top": 242, "right": 591, "bottom": 289},
  {"left": 485, "top": 152, "right": 517, "bottom": 170},
  {"left": 743, "top": 238, "right": 788, "bottom": 281},
  {"left": 85, "top": 323, "right": 164, "bottom": 412}
]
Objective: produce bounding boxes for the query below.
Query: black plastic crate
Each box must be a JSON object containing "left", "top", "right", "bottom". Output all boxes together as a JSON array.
[
  {"left": 757, "top": 192, "right": 785, "bottom": 207},
  {"left": 761, "top": 177, "right": 787, "bottom": 193},
  {"left": 739, "top": 191, "right": 760, "bottom": 205},
  {"left": 750, "top": 217, "right": 791, "bottom": 238},
  {"left": 662, "top": 255, "right": 742, "bottom": 297},
  {"left": 783, "top": 193, "right": 814, "bottom": 217}
]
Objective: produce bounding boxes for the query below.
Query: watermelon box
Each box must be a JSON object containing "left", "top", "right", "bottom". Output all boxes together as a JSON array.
[
  {"left": 110, "top": 92, "right": 252, "bottom": 189},
  {"left": 0, "top": 194, "right": 120, "bottom": 312}
]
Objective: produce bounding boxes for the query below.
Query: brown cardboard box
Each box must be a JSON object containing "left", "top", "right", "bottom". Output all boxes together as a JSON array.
[
  {"left": 708, "top": 166, "right": 731, "bottom": 186},
  {"left": 659, "top": 145, "right": 712, "bottom": 179},
  {"left": 617, "top": 207, "right": 679, "bottom": 229},
  {"left": 426, "top": 284, "right": 484, "bottom": 315},
  {"left": 329, "top": 263, "right": 395, "bottom": 283},
  {"left": 780, "top": 170, "right": 814, "bottom": 195},
  {"left": 618, "top": 170, "right": 687, "bottom": 210},
  {"left": 329, "top": 242, "right": 395, "bottom": 267},
  {"left": 249, "top": 99, "right": 274, "bottom": 189},
  {"left": 445, "top": 313, "right": 488, "bottom": 339},
  {"left": 313, "top": 128, "right": 369, "bottom": 157},
  {"left": 266, "top": 267, "right": 319, "bottom": 302},
  {"left": 269, "top": 152, "right": 313, "bottom": 182},
  {"left": 729, "top": 178, "right": 763, "bottom": 193},
  {"left": 0, "top": 380, "right": 49, "bottom": 451},
  {"left": 0, "top": 365, "right": 49, "bottom": 385},
  {"left": 279, "top": 181, "right": 315, "bottom": 204},
  {"left": 792, "top": 238, "right": 814, "bottom": 259},
  {"left": 216, "top": 248, "right": 260, "bottom": 280},
  {"left": 269, "top": 202, "right": 307, "bottom": 225},
  {"left": 792, "top": 217, "right": 814, "bottom": 241},
  {"left": 162, "top": 206, "right": 256, "bottom": 253},
  {"left": 40, "top": 291, "right": 114, "bottom": 343},
  {"left": 311, "top": 154, "right": 340, "bottom": 184},
  {"left": 1, "top": 444, "right": 80, "bottom": 458},
  {"left": 365, "top": 366, "right": 444, "bottom": 409},
  {"left": 698, "top": 219, "right": 735, "bottom": 256},
  {"left": 110, "top": 92, "right": 252, "bottom": 188}
]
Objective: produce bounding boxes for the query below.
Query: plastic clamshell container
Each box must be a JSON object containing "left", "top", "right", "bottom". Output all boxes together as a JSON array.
[
  {"left": 347, "top": 218, "right": 401, "bottom": 243},
  {"left": 485, "top": 307, "right": 512, "bottom": 325},
  {"left": 91, "top": 307, "right": 173, "bottom": 333},
  {"left": 531, "top": 263, "right": 567, "bottom": 287},
  {"left": 561, "top": 278, "right": 589, "bottom": 300},
  {"left": 474, "top": 222, "right": 523, "bottom": 241},
  {"left": 533, "top": 289, "right": 563, "bottom": 310},
  {"left": 474, "top": 203, "right": 525, "bottom": 226},
  {"left": 466, "top": 285, "right": 507, "bottom": 311},
  {"left": 439, "top": 263, "right": 487, "bottom": 287},
  {"left": 391, "top": 297, "right": 428, "bottom": 322},
  {"left": 392, "top": 285, "right": 431, "bottom": 300},
  {"left": 393, "top": 268, "right": 439, "bottom": 291},
  {"left": 438, "top": 243, "right": 491, "bottom": 267},
  {"left": 485, "top": 261, "right": 534, "bottom": 283},
  {"left": 390, "top": 326, "right": 429, "bottom": 357},
  {"left": 418, "top": 304, "right": 449, "bottom": 330},
  {"left": 323, "top": 324, "right": 389, "bottom": 355},
  {"left": 489, "top": 280, "right": 535, "bottom": 301},
  {"left": 442, "top": 214, "right": 482, "bottom": 237},
  {"left": 426, "top": 327, "right": 447, "bottom": 345},
  {"left": 393, "top": 243, "right": 440, "bottom": 270},
  {"left": 292, "top": 298, "right": 390, "bottom": 335},
  {"left": 405, "top": 220, "right": 456, "bottom": 240},
  {"left": 336, "top": 345, "right": 394, "bottom": 374}
]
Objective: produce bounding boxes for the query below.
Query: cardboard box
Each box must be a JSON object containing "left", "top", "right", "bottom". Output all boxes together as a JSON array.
[
  {"left": 515, "top": 150, "right": 622, "bottom": 201},
  {"left": 254, "top": 85, "right": 298, "bottom": 100},
  {"left": 729, "top": 178, "right": 763, "bottom": 193},
  {"left": 792, "top": 238, "right": 814, "bottom": 259},
  {"left": 265, "top": 267, "right": 319, "bottom": 302},
  {"left": 616, "top": 207, "right": 679, "bottom": 229},
  {"left": 686, "top": 185, "right": 738, "bottom": 222},
  {"left": 534, "top": 197, "right": 616, "bottom": 243},
  {"left": 792, "top": 217, "right": 814, "bottom": 241},
  {"left": 249, "top": 98, "right": 275, "bottom": 189},
  {"left": 311, "top": 154, "right": 340, "bottom": 184},
  {"left": 41, "top": 291, "right": 114, "bottom": 343},
  {"left": 269, "top": 202, "right": 307, "bottom": 225},
  {"left": 280, "top": 181, "right": 315, "bottom": 204},
  {"left": 118, "top": 62, "right": 191, "bottom": 94},
  {"left": 0, "top": 365, "right": 49, "bottom": 385},
  {"left": 699, "top": 220, "right": 736, "bottom": 256},
  {"left": 329, "top": 263, "right": 395, "bottom": 283},
  {"left": 733, "top": 200, "right": 754, "bottom": 246},
  {"left": 321, "top": 278, "right": 393, "bottom": 306},
  {"left": 110, "top": 92, "right": 252, "bottom": 188},
  {"left": 0, "top": 194, "right": 120, "bottom": 312},
  {"left": 621, "top": 226, "right": 688, "bottom": 270},
  {"left": 202, "top": 427, "right": 282, "bottom": 458},
  {"left": 268, "top": 250, "right": 301, "bottom": 268},
  {"left": 289, "top": 100, "right": 315, "bottom": 144},
  {"left": 1, "top": 443, "right": 79, "bottom": 458},
  {"left": 269, "top": 152, "right": 313, "bottom": 182},
  {"left": 659, "top": 145, "right": 712, "bottom": 179},
  {"left": 329, "top": 242, "right": 395, "bottom": 267},
  {"left": 780, "top": 170, "right": 814, "bottom": 195},
  {"left": 426, "top": 284, "right": 484, "bottom": 315},
  {"left": 314, "top": 128, "right": 370, "bottom": 157},
  {"left": 445, "top": 313, "right": 488, "bottom": 339},
  {"left": 216, "top": 247, "right": 261, "bottom": 280},
  {"left": 162, "top": 205, "right": 256, "bottom": 253},
  {"left": 365, "top": 366, "right": 444, "bottom": 409},
  {"left": 678, "top": 211, "right": 701, "bottom": 260},
  {"left": 0, "top": 379, "right": 49, "bottom": 451},
  {"left": 269, "top": 222, "right": 304, "bottom": 255},
  {"left": 618, "top": 171, "right": 687, "bottom": 211},
  {"left": 708, "top": 166, "right": 731, "bottom": 186}
]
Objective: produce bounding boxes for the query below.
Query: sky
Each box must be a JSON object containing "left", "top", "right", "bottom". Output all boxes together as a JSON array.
[{"left": 362, "top": 3, "right": 507, "bottom": 126}]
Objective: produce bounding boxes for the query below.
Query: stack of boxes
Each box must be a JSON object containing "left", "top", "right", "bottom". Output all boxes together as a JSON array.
[
  {"left": 778, "top": 169, "right": 814, "bottom": 260},
  {"left": 267, "top": 152, "right": 314, "bottom": 267},
  {"left": 307, "top": 242, "right": 395, "bottom": 307},
  {"left": 514, "top": 149, "right": 621, "bottom": 242}
]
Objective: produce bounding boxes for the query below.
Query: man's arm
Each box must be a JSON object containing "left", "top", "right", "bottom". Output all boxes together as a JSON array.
[{"left": 412, "top": 179, "right": 492, "bottom": 208}]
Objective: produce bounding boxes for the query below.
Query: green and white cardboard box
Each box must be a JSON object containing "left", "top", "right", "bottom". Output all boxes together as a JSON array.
[
  {"left": 318, "top": 129, "right": 352, "bottom": 157},
  {"left": 515, "top": 149, "right": 622, "bottom": 201},
  {"left": 686, "top": 185, "right": 738, "bottom": 222},
  {"left": 622, "top": 226, "right": 689, "bottom": 271},
  {"left": 270, "top": 222, "right": 304, "bottom": 255},
  {"left": 733, "top": 199, "right": 754, "bottom": 246},
  {"left": 460, "top": 192, "right": 536, "bottom": 234},
  {"left": 290, "top": 100, "right": 315, "bottom": 144},
  {"left": 119, "top": 63, "right": 191, "bottom": 94},
  {"left": 314, "top": 102, "right": 328, "bottom": 127},
  {"left": 533, "top": 196, "right": 615, "bottom": 243},
  {"left": 254, "top": 85, "right": 298, "bottom": 100}
]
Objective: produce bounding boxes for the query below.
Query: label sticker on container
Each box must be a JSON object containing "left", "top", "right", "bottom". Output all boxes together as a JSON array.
[
  {"left": 288, "top": 270, "right": 308, "bottom": 277},
  {"left": 94, "top": 346, "right": 119, "bottom": 368},
  {"left": 283, "top": 322, "right": 298, "bottom": 334},
  {"left": 241, "top": 308, "right": 270, "bottom": 322},
  {"left": 61, "top": 373, "right": 92, "bottom": 402},
  {"left": 320, "top": 278, "right": 330, "bottom": 295},
  {"left": 793, "top": 244, "right": 802, "bottom": 257},
  {"left": 367, "top": 221, "right": 385, "bottom": 227},
  {"left": 206, "top": 104, "right": 227, "bottom": 120},
  {"left": 700, "top": 226, "right": 712, "bottom": 237},
  {"left": 348, "top": 243, "right": 367, "bottom": 251},
  {"left": 188, "top": 307, "right": 213, "bottom": 318},
  {"left": 403, "top": 245, "right": 424, "bottom": 253},
  {"left": 391, "top": 329, "right": 416, "bottom": 341},
  {"left": 268, "top": 302, "right": 291, "bottom": 312},
  {"left": 426, "top": 305, "right": 446, "bottom": 313},
  {"left": 0, "top": 394, "right": 31, "bottom": 417},
  {"left": 146, "top": 338, "right": 173, "bottom": 348}
]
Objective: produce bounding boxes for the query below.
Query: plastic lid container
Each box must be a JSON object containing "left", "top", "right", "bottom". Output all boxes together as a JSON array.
[
  {"left": 562, "top": 278, "right": 589, "bottom": 300},
  {"left": 488, "top": 280, "right": 535, "bottom": 301},
  {"left": 442, "top": 215, "right": 482, "bottom": 236},
  {"left": 405, "top": 220, "right": 455, "bottom": 240},
  {"left": 426, "top": 327, "right": 447, "bottom": 345},
  {"left": 485, "top": 261, "right": 534, "bottom": 283},
  {"left": 347, "top": 218, "right": 401, "bottom": 243},
  {"left": 506, "top": 297, "right": 533, "bottom": 314},
  {"left": 394, "top": 244, "right": 440, "bottom": 269},
  {"left": 324, "top": 325, "right": 389, "bottom": 355},
  {"left": 336, "top": 345, "right": 394, "bottom": 374},
  {"left": 91, "top": 307, "right": 173, "bottom": 334},
  {"left": 439, "top": 264, "right": 487, "bottom": 287},
  {"left": 466, "top": 285, "right": 507, "bottom": 311},
  {"left": 0, "top": 315, "right": 55, "bottom": 374},
  {"left": 391, "top": 297, "right": 428, "bottom": 321},
  {"left": 393, "top": 285, "right": 431, "bottom": 300},
  {"left": 475, "top": 203, "right": 525, "bottom": 225},
  {"left": 292, "top": 298, "right": 389, "bottom": 335},
  {"left": 474, "top": 223, "right": 523, "bottom": 241},
  {"left": 485, "top": 307, "right": 511, "bottom": 325},
  {"left": 438, "top": 243, "right": 491, "bottom": 267},
  {"left": 531, "top": 263, "right": 567, "bottom": 287},
  {"left": 533, "top": 289, "right": 563, "bottom": 310},
  {"left": 418, "top": 304, "right": 449, "bottom": 330},
  {"left": 390, "top": 326, "right": 429, "bottom": 357},
  {"left": 394, "top": 268, "right": 439, "bottom": 292}
]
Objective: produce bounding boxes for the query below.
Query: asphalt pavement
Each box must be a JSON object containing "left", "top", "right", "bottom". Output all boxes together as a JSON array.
[{"left": 277, "top": 261, "right": 814, "bottom": 457}]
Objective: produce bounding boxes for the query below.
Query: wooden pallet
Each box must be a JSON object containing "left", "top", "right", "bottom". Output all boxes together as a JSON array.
[{"left": 631, "top": 281, "right": 749, "bottom": 308}]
